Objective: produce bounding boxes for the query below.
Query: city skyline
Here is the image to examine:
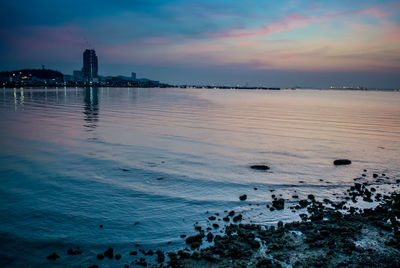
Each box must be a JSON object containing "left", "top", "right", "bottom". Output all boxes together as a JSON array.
[{"left": 1, "top": 0, "right": 400, "bottom": 88}]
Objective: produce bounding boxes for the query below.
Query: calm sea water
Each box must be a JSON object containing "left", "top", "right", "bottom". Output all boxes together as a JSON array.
[{"left": 0, "top": 87, "right": 399, "bottom": 266}]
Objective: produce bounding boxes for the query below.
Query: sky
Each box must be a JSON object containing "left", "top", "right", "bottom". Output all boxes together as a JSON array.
[{"left": 0, "top": 0, "right": 400, "bottom": 88}]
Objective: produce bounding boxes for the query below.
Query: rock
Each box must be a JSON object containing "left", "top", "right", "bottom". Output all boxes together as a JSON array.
[
  {"left": 334, "top": 159, "right": 351, "bottom": 165},
  {"left": 233, "top": 214, "right": 243, "bottom": 222},
  {"left": 373, "top": 173, "right": 378, "bottom": 178},
  {"left": 223, "top": 216, "right": 230, "bottom": 222},
  {"left": 213, "top": 223, "right": 219, "bottom": 228},
  {"left": 299, "top": 199, "right": 309, "bottom": 208},
  {"left": 186, "top": 234, "right": 203, "bottom": 249},
  {"left": 129, "top": 251, "right": 137, "bottom": 255},
  {"left": 156, "top": 250, "right": 165, "bottom": 263},
  {"left": 208, "top": 216, "right": 216, "bottom": 220},
  {"left": 115, "top": 254, "right": 121, "bottom": 260},
  {"left": 88, "top": 265, "right": 98, "bottom": 268},
  {"left": 272, "top": 198, "right": 285, "bottom": 210},
  {"left": 250, "top": 165, "right": 270, "bottom": 170},
  {"left": 180, "top": 234, "right": 186, "bottom": 238},
  {"left": 228, "top": 210, "right": 235, "bottom": 217},
  {"left": 104, "top": 248, "right": 113, "bottom": 259},
  {"left": 67, "top": 248, "right": 82, "bottom": 255},
  {"left": 46, "top": 253, "right": 60, "bottom": 260},
  {"left": 99, "top": 224, "right": 103, "bottom": 228},
  {"left": 239, "top": 194, "right": 247, "bottom": 201},
  {"left": 207, "top": 232, "right": 214, "bottom": 242},
  {"left": 97, "top": 254, "right": 104, "bottom": 260}
]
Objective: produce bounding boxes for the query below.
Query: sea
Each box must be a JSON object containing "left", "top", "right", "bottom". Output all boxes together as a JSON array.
[{"left": 0, "top": 87, "right": 399, "bottom": 266}]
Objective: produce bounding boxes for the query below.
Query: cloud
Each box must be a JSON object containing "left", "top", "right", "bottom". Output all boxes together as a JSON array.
[{"left": 212, "top": 2, "right": 399, "bottom": 39}]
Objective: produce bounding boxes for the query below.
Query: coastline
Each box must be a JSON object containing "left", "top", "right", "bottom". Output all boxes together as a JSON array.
[
  {"left": 168, "top": 170, "right": 400, "bottom": 267},
  {"left": 43, "top": 169, "right": 400, "bottom": 267}
]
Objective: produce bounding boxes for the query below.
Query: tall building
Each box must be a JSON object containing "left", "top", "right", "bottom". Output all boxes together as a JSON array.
[
  {"left": 82, "top": 49, "right": 98, "bottom": 80},
  {"left": 131, "top": 72, "right": 136, "bottom": 81}
]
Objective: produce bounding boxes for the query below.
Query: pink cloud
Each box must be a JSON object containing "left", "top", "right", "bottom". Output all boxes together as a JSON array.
[
  {"left": 212, "top": 3, "right": 399, "bottom": 40},
  {"left": 213, "top": 14, "right": 314, "bottom": 39}
]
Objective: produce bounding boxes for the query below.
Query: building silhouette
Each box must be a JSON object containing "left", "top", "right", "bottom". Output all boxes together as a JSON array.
[{"left": 82, "top": 49, "right": 98, "bottom": 81}]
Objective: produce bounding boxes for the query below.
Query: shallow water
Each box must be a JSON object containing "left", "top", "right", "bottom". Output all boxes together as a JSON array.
[{"left": 0, "top": 87, "right": 399, "bottom": 266}]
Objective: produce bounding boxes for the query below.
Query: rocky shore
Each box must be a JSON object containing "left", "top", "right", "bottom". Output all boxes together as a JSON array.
[
  {"left": 46, "top": 169, "right": 400, "bottom": 267},
  {"left": 168, "top": 170, "right": 400, "bottom": 267}
]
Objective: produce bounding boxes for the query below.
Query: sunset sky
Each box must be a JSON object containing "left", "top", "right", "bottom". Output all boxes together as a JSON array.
[{"left": 1, "top": 0, "right": 400, "bottom": 87}]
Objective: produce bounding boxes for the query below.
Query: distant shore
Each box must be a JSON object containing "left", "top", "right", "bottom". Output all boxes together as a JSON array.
[
  {"left": 3, "top": 85, "right": 400, "bottom": 91},
  {"left": 1, "top": 84, "right": 281, "bottom": 90}
]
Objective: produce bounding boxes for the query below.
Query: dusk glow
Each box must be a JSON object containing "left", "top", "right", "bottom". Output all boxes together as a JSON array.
[{"left": 1, "top": 0, "right": 400, "bottom": 87}]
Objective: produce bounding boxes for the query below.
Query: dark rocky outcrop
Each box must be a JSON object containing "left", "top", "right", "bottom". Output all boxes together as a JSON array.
[
  {"left": 251, "top": 165, "right": 270, "bottom": 170},
  {"left": 104, "top": 248, "right": 113, "bottom": 259},
  {"left": 46, "top": 253, "right": 60, "bottom": 260},
  {"left": 333, "top": 159, "right": 351, "bottom": 165},
  {"left": 272, "top": 198, "right": 285, "bottom": 210},
  {"left": 239, "top": 194, "right": 247, "bottom": 201}
]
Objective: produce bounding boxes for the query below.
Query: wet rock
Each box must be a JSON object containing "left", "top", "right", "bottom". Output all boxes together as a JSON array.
[
  {"left": 208, "top": 216, "right": 216, "bottom": 221},
  {"left": 299, "top": 199, "right": 309, "bottom": 208},
  {"left": 207, "top": 232, "right": 214, "bottom": 242},
  {"left": 334, "top": 159, "right": 351, "bottom": 165},
  {"left": 292, "top": 195, "right": 299, "bottom": 199},
  {"left": 129, "top": 251, "right": 138, "bottom": 255},
  {"left": 373, "top": 173, "right": 379, "bottom": 178},
  {"left": 223, "top": 216, "right": 230, "bottom": 222},
  {"left": 104, "top": 248, "right": 113, "bottom": 259},
  {"left": 228, "top": 210, "right": 235, "bottom": 217},
  {"left": 135, "top": 257, "right": 147, "bottom": 267},
  {"left": 99, "top": 224, "right": 103, "bottom": 228},
  {"left": 213, "top": 223, "right": 219, "bottom": 228},
  {"left": 67, "top": 248, "right": 82, "bottom": 255},
  {"left": 115, "top": 254, "right": 121, "bottom": 260},
  {"left": 239, "top": 194, "right": 247, "bottom": 201},
  {"left": 233, "top": 214, "right": 243, "bottom": 222},
  {"left": 254, "top": 187, "right": 258, "bottom": 190},
  {"left": 180, "top": 234, "right": 186, "bottom": 238},
  {"left": 156, "top": 250, "right": 165, "bottom": 263},
  {"left": 250, "top": 165, "right": 270, "bottom": 170},
  {"left": 97, "top": 254, "right": 104, "bottom": 260},
  {"left": 186, "top": 234, "right": 203, "bottom": 249},
  {"left": 46, "top": 253, "right": 60, "bottom": 260},
  {"left": 272, "top": 198, "right": 285, "bottom": 210},
  {"left": 88, "top": 265, "right": 98, "bottom": 268}
]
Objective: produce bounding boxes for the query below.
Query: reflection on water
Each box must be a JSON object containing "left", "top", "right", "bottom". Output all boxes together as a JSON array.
[
  {"left": 83, "top": 87, "right": 99, "bottom": 132},
  {"left": 0, "top": 87, "right": 399, "bottom": 266}
]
